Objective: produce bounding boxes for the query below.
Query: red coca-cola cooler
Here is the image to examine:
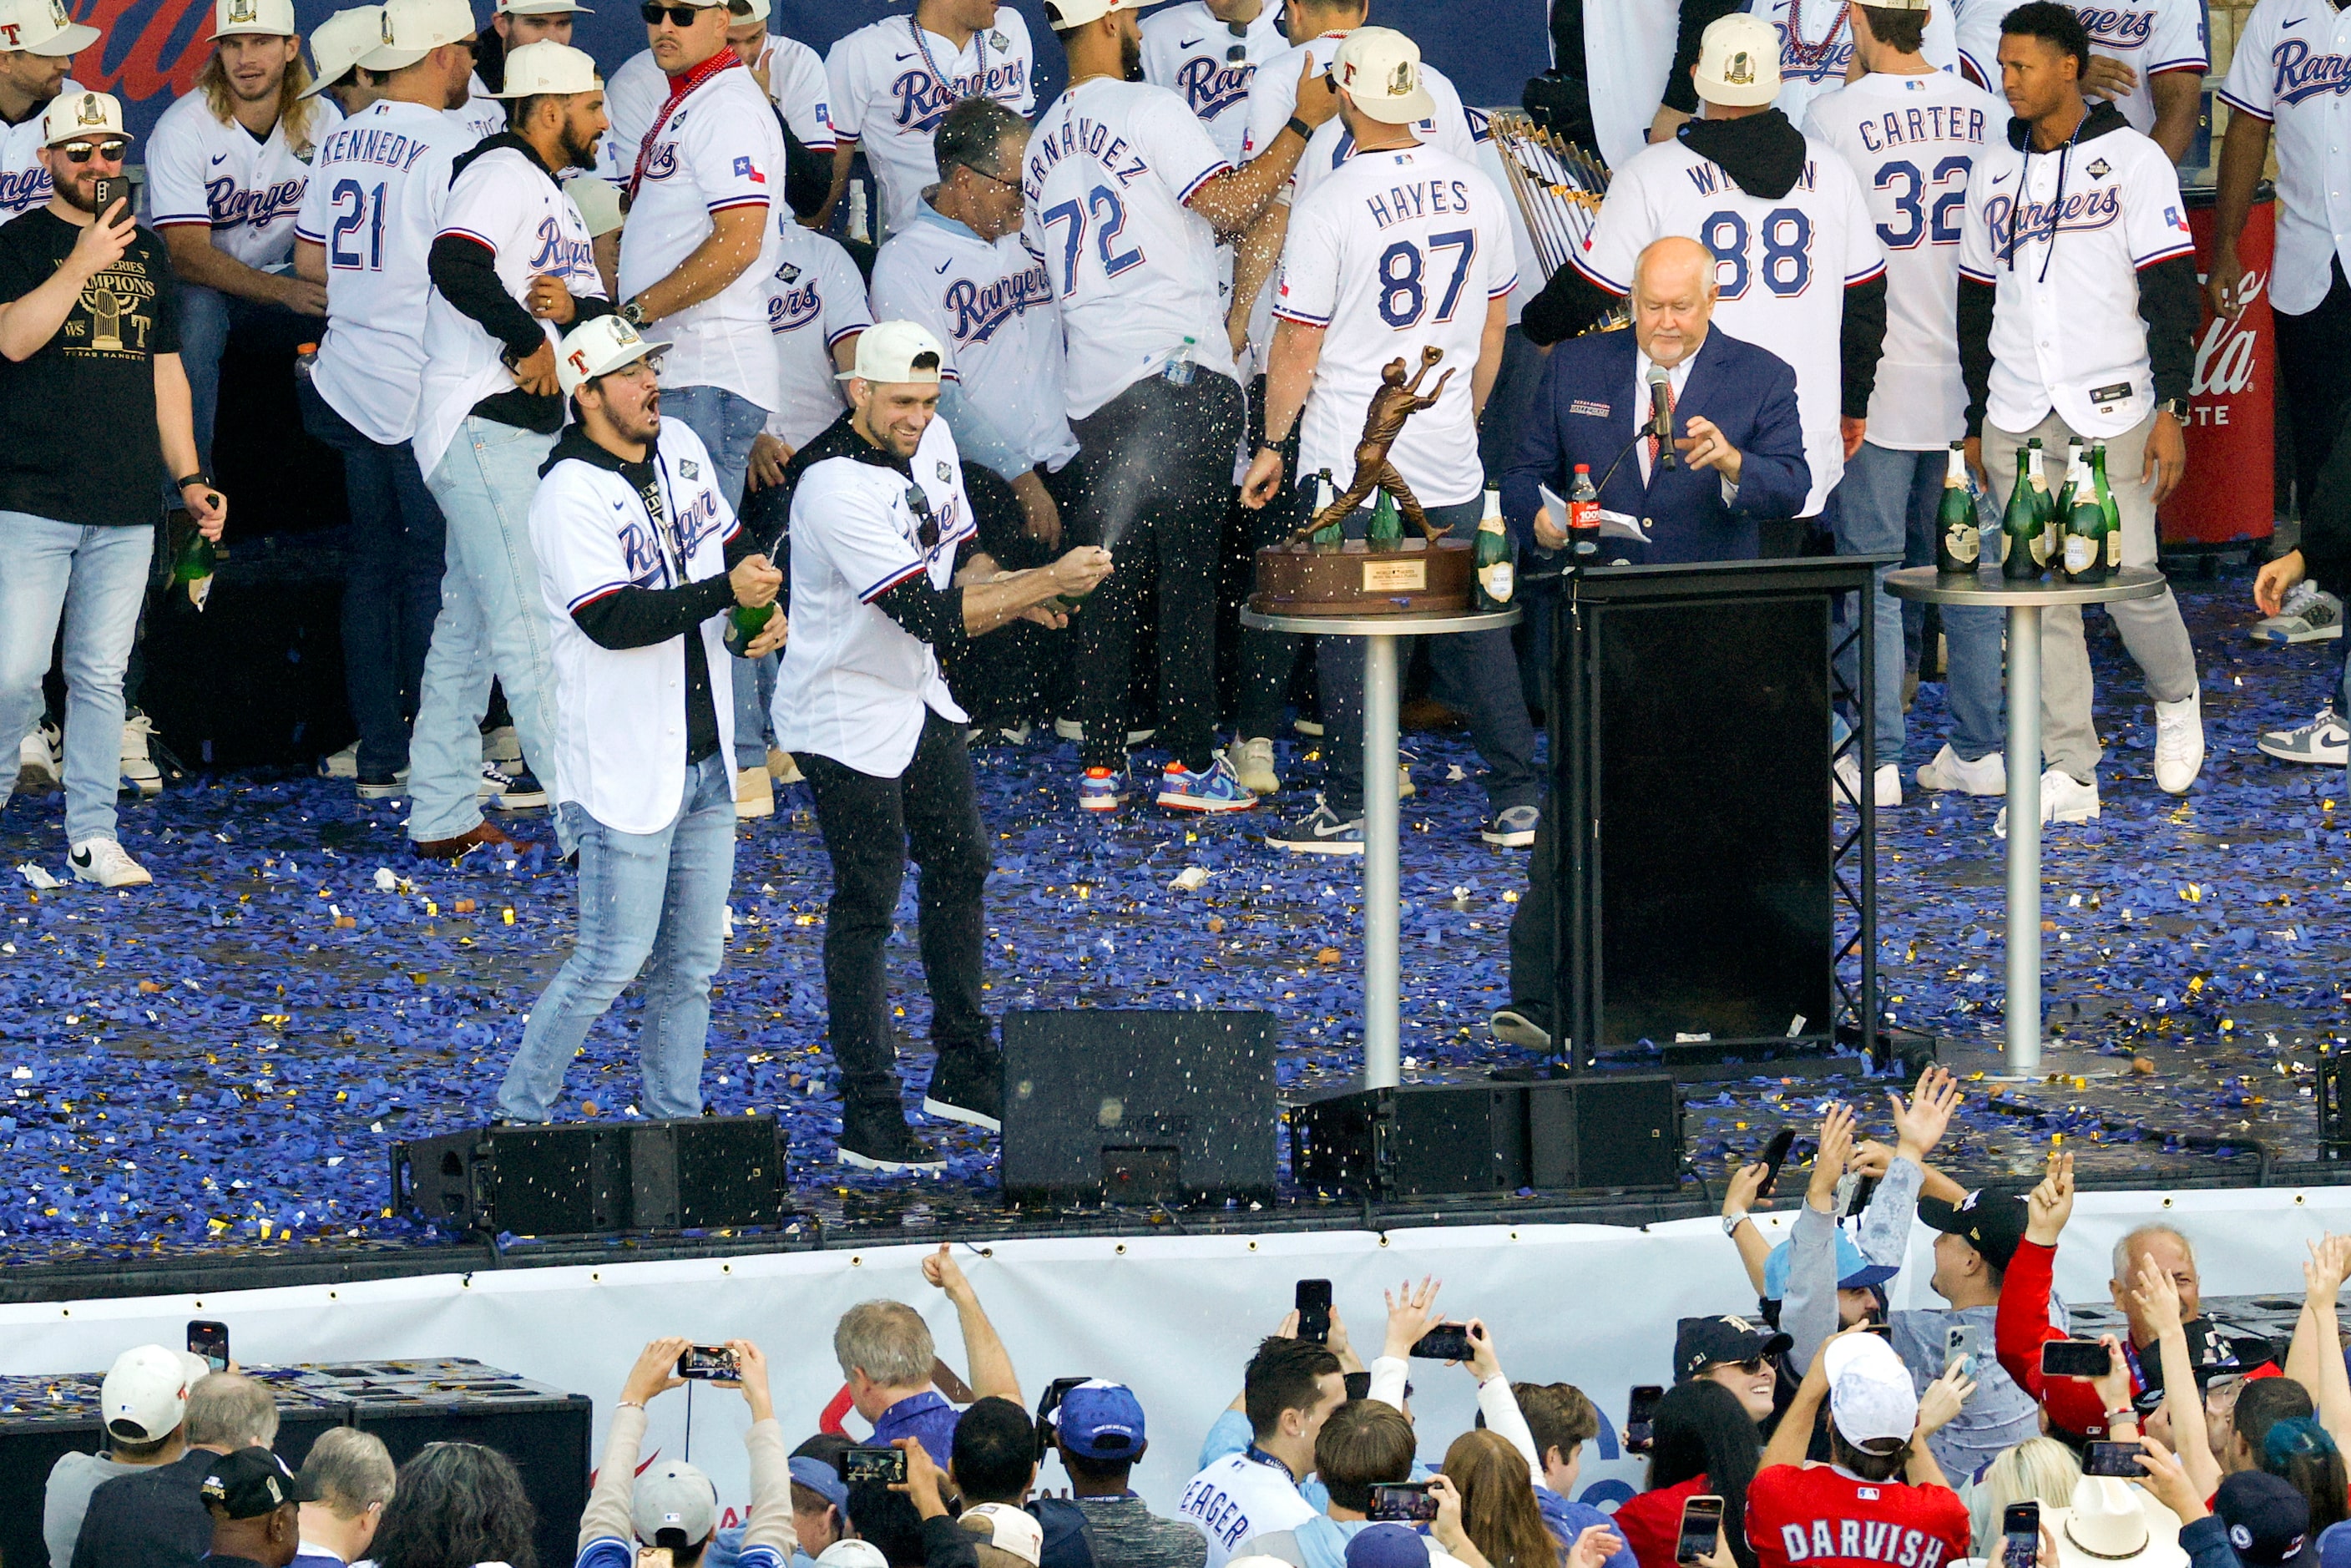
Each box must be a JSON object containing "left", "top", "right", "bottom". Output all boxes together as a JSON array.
[{"left": 2159, "top": 182, "right": 2276, "bottom": 547}]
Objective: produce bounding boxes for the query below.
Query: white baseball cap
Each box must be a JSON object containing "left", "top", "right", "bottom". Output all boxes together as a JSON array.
[
  {"left": 1863, "top": 0, "right": 1931, "bottom": 9},
  {"left": 961, "top": 1505, "right": 1044, "bottom": 1568},
  {"left": 837, "top": 319, "right": 946, "bottom": 384},
  {"left": 102, "top": 1345, "right": 191, "bottom": 1444},
  {"left": 303, "top": 5, "right": 382, "bottom": 92},
  {"left": 1824, "top": 1333, "right": 1920, "bottom": 1448},
  {"left": 818, "top": 1544, "right": 891, "bottom": 1568},
  {"left": 359, "top": 0, "right": 475, "bottom": 71},
  {"left": 0, "top": 0, "right": 98, "bottom": 57},
  {"left": 498, "top": 0, "right": 591, "bottom": 13},
  {"left": 634, "top": 1459, "right": 718, "bottom": 1545},
  {"left": 1039, "top": 0, "right": 1131, "bottom": 30},
  {"left": 216, "top": 0, "right": 296, "bottom": 38},
  {"left": 1695, "top": 12, "right": 1782, "bottom": 107},
  {"left": 43, "top": 89, "right": 123, "bottom": 144},
  {"left": 723, "top": 0, "right": 767, "bottom": 25},
  {"left": 488, "top": 38, "right": 595, "bottom": 94},
  {"left": 556, "top": 312, "right": 670, "bottom": 395},
  {"left": 1332, "top": 27, "right": 1435, "bottom": 125},
  {"left": 564, "top": 172, "right": 624, "bottom": 236}
]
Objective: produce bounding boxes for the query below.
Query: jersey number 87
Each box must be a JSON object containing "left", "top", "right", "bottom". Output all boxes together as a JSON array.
[
  {"left": 1700, "top": 207, "right": 1812, "bottom": 300},
  {"left": 1377, "top": 230, "right": 1478, "bottom": 329}
]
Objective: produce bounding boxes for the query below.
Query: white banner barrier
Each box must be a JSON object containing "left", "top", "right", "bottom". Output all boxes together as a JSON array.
[{"left": 8, "top": 1184, "right": 2345, "bottom": 1530}]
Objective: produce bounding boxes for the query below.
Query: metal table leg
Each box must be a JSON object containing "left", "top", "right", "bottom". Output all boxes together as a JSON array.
[
  {"left": 1363, "top": 632, "right": 1400, "bottom": 1090},
  {"left": 2005, "top": 603, "right": 2041, "bottom": 1075}
]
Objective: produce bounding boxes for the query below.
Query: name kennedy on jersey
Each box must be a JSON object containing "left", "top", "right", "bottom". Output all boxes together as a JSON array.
[
  {"left": 893, "top": 57, "right": 1029, "bottom": 135},
  {"left": 2270, "top": 38, "right": 2351, "bottom": 104},
  {"left": 946, "top": 260, "right": 1050, "bottom": 345},
  {"left": 316, "top": 124, "right": 434, "bottom": 172},
  {"left": 1773, "top": 1517, "right": 1957, "bottom": 1568},
  {"left": 1173, "top": 55, "right": 1252, "bottom": 120}
]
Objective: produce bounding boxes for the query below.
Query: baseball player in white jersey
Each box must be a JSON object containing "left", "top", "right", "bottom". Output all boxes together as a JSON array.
[
  {"left": 403, "top": 41, "right": 611, "bottom": 861},
  {"left": 1955, "top": 3, "right": 2203, "bottom": 827},
  {"left": 1024, "top": 0, "right": 1335, "bottom": 813},
  {"left": 0, "top": 0, "right": 94, "bottom": 224},
  {"left": 1141, "top": 0, "right": 1289, "bottom": 164},
  {"left": 476, "top": 0, "right": 584, "bottom": 88},
  {"left": 496, "top": 312, "right": 784, "bottom": 1125},
  {"left": 826, "top": 0, "right": 1035, "bottom": 238},
  {"left": 291, "top": 0, "right": 476, "bottom": 807},
  {"left": 599, "top": 0, "right": 833, "bottom": 191},
  {"left": 1804, "top": 0, "right": 2006, "bottom": 810},
  {"left": 1745, "top": 0, "right": 1959, "bottom": 127},
  {"left": 747, "top": 225, "right": 869, "bottom": 461},
  {"left": 1238, "top": 28, "right": 1539, "bottom": 855},
  {"left": 1567, "top": 13, "right": 1889, "bottom": 527},
  {"left": 1956, "top": 0, "right": 2206, "bottom": 159},
  {"left": 146, "top": 0, "right": 339, "bottom": 487},
  {"left": 306, "top": 4, "right": 388, "bottom": 117}
]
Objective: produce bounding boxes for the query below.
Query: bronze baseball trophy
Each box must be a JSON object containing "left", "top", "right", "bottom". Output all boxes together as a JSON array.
[{"left": 1287, "top": 346, "right": 1456, "bottom": 547}]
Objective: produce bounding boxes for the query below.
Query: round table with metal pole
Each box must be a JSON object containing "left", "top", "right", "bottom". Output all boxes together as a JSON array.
[
  {"left": 1238, "top": 604, "right": 1521, "bottom": 1090},
  {"left": 1884, "top": 565, "right": 2166, "bottom": 1075}
]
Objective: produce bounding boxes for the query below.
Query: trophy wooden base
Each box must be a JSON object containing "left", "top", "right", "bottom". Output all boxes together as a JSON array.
[{"left": 1249, "top": 538, "right": 1475, "bottom": 617}]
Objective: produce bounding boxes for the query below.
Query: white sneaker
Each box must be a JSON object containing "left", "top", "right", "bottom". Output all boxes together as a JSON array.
[
  {"left": 1053, "top": 717, "right": 1155, "bottom": 746},
  {"left": 1915, "top": 743, "right": 2006, "bottom": 797},
  {"left": 1231, "top": 736, "right": 1280, "bottom": 795},
  {"left": 2153, "top": 689, "right": 2205, "bottom": 794},
  {"left": 1833, "top": 755, "right": 1903, "bottom": 808},
  {"left": 2257, "top": 706, "right": 2350, "bottom": 766},
  {"left": 1398, "top": 760, "right": 1417, "bottom": 799},
  {"left": 318, "top": 740, "right": 360, "bottom": 779},
  {"left": 1995, "top": 769, "right": 2100, "bottom": 837},
  {"left": 17, "top": 725, "right": 59, "bottom": 792},
  {"left": 69, "top": 838, "right": 152, "bottom": 888},
  {"left": 480, "top": 724, "right": 523, "bottom": 765},
  {"left": 120, "top": 710, "right": 161, "bottom": 798}
]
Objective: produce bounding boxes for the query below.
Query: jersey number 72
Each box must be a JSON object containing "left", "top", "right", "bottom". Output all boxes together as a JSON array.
[{"left": 1040, "top": 185, "right": 1145, "bottom": 294}]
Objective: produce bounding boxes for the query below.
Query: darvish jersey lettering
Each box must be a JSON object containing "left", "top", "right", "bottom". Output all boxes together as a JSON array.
[
  {"left": 1574, "top": 129, "right": 1886, "bottom": 514},
  {"left": 147, "top": 91, "right": 341, "bottom": 270},
  {"left": 763, "top": 223, "right": 870, "bottom": 450},
  {"left": 2217, "top": 0, "right": 2351, "bottom": 315},
  {"left": 1276, "top": 142, "right": 1516, "bottom": 508},
  {"left": 1745, "top": 0, "right": 1960, "bottom": 127},
  {"left": 414, "top": 140, "right": 608, "bottom": 478},
  {"left": 614, "top": 58, "right": 784, "bottom": 409},
  {"left": 294, "top": 99, "right": 468, "bottom": 444},
  {"left": 0, "top": 80, "right": 86, "bottom": 224},
  {"left": 1804, "top": 68, "right": 2004, "bottom": 447},
  {"left": 599, "top": 36, "right": 836, "bottom": 185},
  {"left": 1745, "top": 1464, "right": 1969, "bottom": 1568},
  {"left": 1957, "top": 114, "right": 2194, "bottom": 438},
  {"left": 1022, "top": 77, "right": 1238, "bottom": 420},
  {"left": 1140, "top": 0, "right": 1289, "bottom": 164},
  {"left": 828, "top": 11, "right": 1036, "bottom": 236},
  {"left": 1956, "top": 0, "right": 2207, "bottom": 138}
]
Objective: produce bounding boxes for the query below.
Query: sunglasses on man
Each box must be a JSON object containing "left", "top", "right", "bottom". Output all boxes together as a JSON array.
[
  {"left": 58, "top": 139, "right": 129, "bottom": 164},
  {"left": 640, "top": 3, "right": 715, "bottom": 24}
]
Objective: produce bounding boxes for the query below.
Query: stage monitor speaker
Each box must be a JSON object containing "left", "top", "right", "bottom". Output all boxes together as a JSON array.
[
  {"left": 1001, "top": 1009, "right": 1277, "bottom": 1206},
  {"left": 1287, "top": 1074, "right": 1678, "bottom": 1198},
  {"left": 392, "top": 1115, "right": 789, "bottom": 1237}
]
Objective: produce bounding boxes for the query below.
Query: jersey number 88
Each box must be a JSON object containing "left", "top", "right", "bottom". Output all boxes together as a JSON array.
[{"left": 1699, "top": 207, "right": 1813, "bottom": 300}]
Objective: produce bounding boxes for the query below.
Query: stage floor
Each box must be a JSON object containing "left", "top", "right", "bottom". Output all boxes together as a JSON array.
[{"left": 1, "top": 569, "right": 2344, "bottom": 1285}]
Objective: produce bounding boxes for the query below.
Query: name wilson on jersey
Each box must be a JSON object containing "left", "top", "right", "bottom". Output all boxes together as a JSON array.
[
  {"left": 205, "top": 173, "right": 307, "bottom": 230},
  {"left": 945, "top": 260, "right": 1051, "bottom": 345},
  {"left": 1984, "top": 182, "right": 2124, "bottom": 255},
  {"left": 893, "top": 58, "right": 1030, "bottom": 135},
  {"left": 1774, "top": 1519, "right": 1959, "bottom": 1568},
  {"left": 2270, "top": 38, "right": 2351, "bottom": 104},
  {"left": 1174, "top": 55, "right": 1253, "bottom": 119}
]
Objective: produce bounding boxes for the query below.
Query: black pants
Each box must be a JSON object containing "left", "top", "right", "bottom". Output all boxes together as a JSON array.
[
  {"left": 1066, "top": 371, "right": 1245, "bottom": 771},
  {"left": 801, "top": 711, "right": 991, "bottom": 1105},
  {"left": 2276, "top": 259, "right": 2351, "bottom": 518},
  {"left": 1507, "top": 798, "right": 1560, "bottom": 1022},
  {"left": 941, "top": 464, "right": 1063, "bottom": 727}
]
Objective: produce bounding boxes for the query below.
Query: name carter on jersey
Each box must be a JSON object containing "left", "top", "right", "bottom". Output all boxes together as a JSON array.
[
  {"left": 1773, "top": 1518, "right": 1957, "bottom": 1568},
  {"left": 2270, "top": 38, "right": 2351, "bottom": 103},
  {"left": 945, "top": 260, "right": 1051, "bottom": 345},
  {"left": 893, "top": 58, "right": 1030, "bottom": 134},
  {"left": 1853, "top": 104, "right": 1990, "bottom": 153}
]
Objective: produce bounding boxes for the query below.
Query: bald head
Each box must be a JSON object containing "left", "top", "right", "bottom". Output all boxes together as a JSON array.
[{"left": 1632, "top": 237, "right": 1718, "bottom": 368}]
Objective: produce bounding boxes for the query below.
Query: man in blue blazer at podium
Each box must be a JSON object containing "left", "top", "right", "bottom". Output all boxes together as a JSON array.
[{"left": 1500, "top": 236, "right": 1810, "bottom": 565}]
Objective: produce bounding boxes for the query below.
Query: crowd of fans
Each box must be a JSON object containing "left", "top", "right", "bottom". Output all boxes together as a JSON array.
[{"left": 40, "top": 1073, "right": 2351, "bottom": 1568}]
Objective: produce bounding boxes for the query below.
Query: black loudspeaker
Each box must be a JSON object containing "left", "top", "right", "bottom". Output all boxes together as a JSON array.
[
  {"left": 1001, "top": 1009, "right": 1277, "bottom": 1206},
  {"left": 392, "top": 1115, "right": 790, "bottom": 1236},
  {"left": 1287, "top": 1074, "right": 1680, "bottom": 1197}
]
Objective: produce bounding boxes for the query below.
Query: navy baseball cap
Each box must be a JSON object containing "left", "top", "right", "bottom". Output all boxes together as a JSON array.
[
  {"left": 1347, "top": 1525, "right": 1432, "bottom": 1568},
  {"left": 2218, "top": 1472, "right": 2312, "bottom": 1568},
  {"left": 1054, "top": 1379, "right": 1146, "bottom": 1459},
  {"left": 1674, "top": 1315, "right": 1792, "bottom": 1382},
  {"left": 200, "top": 1448, "right": 316, "bottom": 1520}
]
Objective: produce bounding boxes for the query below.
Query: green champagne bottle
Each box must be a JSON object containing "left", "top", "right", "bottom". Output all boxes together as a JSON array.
[
  {"left": 2001, "top": 444, "right": 2042, "bottom": 579},
  {"left": 2025, "top": 438, "right": 2057, "bottom": 569},
  {"left": 1368, "top": 488, "right": 1403, "bottom": 546},
  {"left": 1310, "top": 467, "right": 1342, "bottom": 549},
  {"left": 2051, "top": 437, "right": 2082, "bottom": 520},
  {"left": 1474, "top": 485, "right": 1514, "bottom": 609},
  {"left": 723, "top": 600, "right": 774, "bottom": 657},
  {"left": 169, "top": 524, "right": 217, "bottom": 611},
  {"left": 2060, "top": 444, "right": 2106, "bottom": 583},
  {"left": 2091, "top": 441, "right": 2121, "bottom": 571},
  {"left": 1934, "top": 442, "right": 1979, "bottom": 574}
]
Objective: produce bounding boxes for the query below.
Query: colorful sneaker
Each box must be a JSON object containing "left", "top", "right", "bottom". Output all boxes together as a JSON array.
[
  {"left": 1157, "top": 755, "right": 1257, "bottom": 812},
  {"left": 1079, "top": 763, "right": 1130, "bottom": 812}
]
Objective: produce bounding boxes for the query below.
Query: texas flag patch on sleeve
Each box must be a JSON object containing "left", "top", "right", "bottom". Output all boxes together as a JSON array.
[{"left": 734, "top": 155, "right": 767, "bottom": 183}]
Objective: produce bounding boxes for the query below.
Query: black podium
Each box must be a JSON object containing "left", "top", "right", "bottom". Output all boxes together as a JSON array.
[{"left": 1536, "top": 556, "right": 1894, "bottom": 1072}]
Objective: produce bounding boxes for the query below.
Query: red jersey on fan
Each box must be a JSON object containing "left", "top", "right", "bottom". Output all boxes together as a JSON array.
[{"left": 1745, "top": 1463, "right": 1971, "bottom": 1568}]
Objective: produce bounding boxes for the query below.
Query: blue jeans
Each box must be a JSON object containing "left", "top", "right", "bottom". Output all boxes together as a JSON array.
[
  {"left": 1319, "top": 498, "right": 1541, "bottom": 816},
  {"left": 662, "top": 382, "right": 774, "bottom": 770},
  {"left": 494, "top": 751, "right": 736, "bottom": 1121},
  {"left": 410, "top": 417, "right": 571, "bottom": 851},
  {"left": 299, "top": 379, "right": 445, "bottom": 776},
  {"left": 0, "top": 513, "right": 152, "bottom": 846}
]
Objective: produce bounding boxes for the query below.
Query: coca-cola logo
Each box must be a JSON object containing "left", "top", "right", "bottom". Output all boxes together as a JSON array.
[{"left": 2192, "top": 264, "right": 2263, "bottom": 398}]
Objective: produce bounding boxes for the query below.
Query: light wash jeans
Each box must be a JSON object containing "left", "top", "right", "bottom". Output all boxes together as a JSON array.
[
  {"left": 409, "top": 417, "right": 571, "bottom": 852},
  {"left": 494, "top": 751, "right": 736, "bottom": 1121},
  {"left": 663, "top": 382, "right": 776, "bottom": 771},
  {"left": 0, "top": 513, "right": 152, "bottom": 846}
]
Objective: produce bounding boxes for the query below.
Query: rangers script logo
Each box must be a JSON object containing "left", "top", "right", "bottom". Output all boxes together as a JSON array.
[
  {"left": 2270, "top": 38, "right": 2351, "bottom": 104},
  {"left": 944, "top": 258, "right": 1051, "bottom": 346},
  {"left": 1173, "top": 53, "right": 1253, "bottom": 120}
]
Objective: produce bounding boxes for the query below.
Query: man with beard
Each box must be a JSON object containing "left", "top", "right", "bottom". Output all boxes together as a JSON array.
[
  {"left": 0, "top": 0, "right": 97, "bottom": 225},
  {"left": 0, "top": 91, "right": 228, "bottom": 888},
  {"left": 403, "top": 40, "right": 613, "bottom": 879}
]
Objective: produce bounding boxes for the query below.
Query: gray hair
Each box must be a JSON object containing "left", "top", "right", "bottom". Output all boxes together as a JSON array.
[
  {"left": 832, "top": 1300, "right": 936, "bottom": 1386},
  {"left": 185, "top": 1373, "right": 281, "bottom": 1449},
  {"left": 299, "top": 1427, "right": 397, "bottom": 1515},
  {"left": 2111, "top": 1224, "right": 2197, "bottom": 1284}
]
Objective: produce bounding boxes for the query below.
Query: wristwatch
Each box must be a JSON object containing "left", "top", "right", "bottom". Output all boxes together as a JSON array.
[
  {"left": 2156, "top": 397, "right": 2189, "bottom": 422},
  {"left": 619, "top": 297, "right": 648, "bottom": 329},
  {"left": 1722, "top": 1211, "right": 1749, "bottom": 1236}
]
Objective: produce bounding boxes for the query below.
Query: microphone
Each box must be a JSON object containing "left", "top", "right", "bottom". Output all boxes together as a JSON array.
[{"left": 1647, "top": 365, "right": 1676, "bottom": 471}]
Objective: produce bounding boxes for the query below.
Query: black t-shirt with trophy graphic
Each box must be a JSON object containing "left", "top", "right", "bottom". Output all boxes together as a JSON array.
[{"left": 0, "top": 207, "right": 180, "bottom": 529}]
